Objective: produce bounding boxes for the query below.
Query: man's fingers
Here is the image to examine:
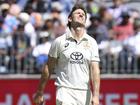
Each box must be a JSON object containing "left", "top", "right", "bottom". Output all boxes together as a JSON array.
[
  {"left": 35, "top": 101, "right": 43, "bottom": 105},
  {"left": 34, "top": 94, "right": 44, "bottom": 104},
  {"left": 91, "top": 101, "right": 99, "bottom": 105}
]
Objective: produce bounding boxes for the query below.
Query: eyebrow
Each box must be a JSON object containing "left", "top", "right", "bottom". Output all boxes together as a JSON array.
[{"left": 73, "top": 11, "right": 85, "bottom": 15}]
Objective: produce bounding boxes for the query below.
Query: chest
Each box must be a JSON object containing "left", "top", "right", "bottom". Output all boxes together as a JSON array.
[{"left": 59, "top": 40, "right": 92, "bottom": 61}]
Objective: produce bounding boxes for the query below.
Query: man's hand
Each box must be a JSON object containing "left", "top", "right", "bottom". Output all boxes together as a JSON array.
[
  {"left": 91, "top": 96, "right": 99, "bottom": 105},
  {"left": 33, "top": 92, "right": 44, "bottom": 105}
]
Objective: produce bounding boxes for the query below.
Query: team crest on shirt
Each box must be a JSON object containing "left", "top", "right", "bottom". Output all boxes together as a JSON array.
[{"left": 83, "top": 42, "right": 90, "bottom": 49}]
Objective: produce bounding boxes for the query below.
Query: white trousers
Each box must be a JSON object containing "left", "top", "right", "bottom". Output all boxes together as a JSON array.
[{"left": 56, "top": 87, "right": 92, "bottom": 105}]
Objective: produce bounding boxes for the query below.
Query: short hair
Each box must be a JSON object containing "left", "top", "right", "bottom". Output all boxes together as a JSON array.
[
  {"left": 67, "top": 4, "right": 87, "bottom": 28},
  {"left": 68, "top": 4, "right": 87, "bottom": 19}
]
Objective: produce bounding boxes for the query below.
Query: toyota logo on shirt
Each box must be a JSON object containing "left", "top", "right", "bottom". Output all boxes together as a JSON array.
[{"left": 70, "top": 52, "right": 83, "bottom": 60}]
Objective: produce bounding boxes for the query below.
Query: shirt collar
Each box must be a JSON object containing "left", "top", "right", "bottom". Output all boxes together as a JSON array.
[{"left": 66, "top": 28, "right": 88, "bottom": 41}]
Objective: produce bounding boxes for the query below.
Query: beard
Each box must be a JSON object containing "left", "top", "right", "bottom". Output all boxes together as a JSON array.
[{"left": 70, "top": 21, "right": 85, "bottom": 28}]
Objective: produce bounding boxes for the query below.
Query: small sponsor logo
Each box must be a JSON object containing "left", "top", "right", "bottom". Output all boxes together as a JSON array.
[{"left": 64, "top": 42, "right": 69, "bottom": 48}]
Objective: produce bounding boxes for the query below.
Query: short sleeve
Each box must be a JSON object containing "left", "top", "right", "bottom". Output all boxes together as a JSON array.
[
  {"left": 48, "top": 39, "right": 60, "bottom": 58},
  {"left": 91, "top": 40, "right": 100, "bottom": 62}
]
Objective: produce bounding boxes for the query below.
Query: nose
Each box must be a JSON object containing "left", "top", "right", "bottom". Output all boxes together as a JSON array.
[{"left": 79, "top": 13, "right": 84, "bottom": 18}]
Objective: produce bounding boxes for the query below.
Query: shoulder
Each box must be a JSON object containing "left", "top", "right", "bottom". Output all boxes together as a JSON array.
[
  {"left": 86, "top": 33, "right": 97, "bottom": 43},
  {"left": 52, "top": 33, "right": 67, "bottom": 44},
  {"left": 85, "top": 34, "right": 99, "bottom": 49}
]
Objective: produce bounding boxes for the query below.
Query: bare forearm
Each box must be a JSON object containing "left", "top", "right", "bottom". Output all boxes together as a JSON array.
[
  {"left": 37, "top": 65, "right": 51, "bottom": 94},
  {"left": 36, "top": 56, "right": 57, "bottom": 94},
  {"left": 92, "top": 68, "right": 100, "bottom": 97},
  {"left": 90, "top": 62, "right": 100, "bottom": 97}
]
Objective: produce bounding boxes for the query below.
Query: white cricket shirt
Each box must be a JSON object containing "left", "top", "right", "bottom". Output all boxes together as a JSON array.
[{"left": 49, "top": 30, "right": 100, "bottom": 90}]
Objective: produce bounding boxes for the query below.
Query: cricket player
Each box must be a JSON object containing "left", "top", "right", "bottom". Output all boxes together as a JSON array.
[{"left": 34, "top": 4, "right": 100, "bottom": 105}]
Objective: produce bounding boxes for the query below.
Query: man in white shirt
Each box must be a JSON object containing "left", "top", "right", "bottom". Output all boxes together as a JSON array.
[{"left": 34, "top": 4, "right": 100, "bottom": 105}]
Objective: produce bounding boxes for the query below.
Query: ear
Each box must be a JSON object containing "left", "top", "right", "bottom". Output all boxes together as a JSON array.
[{"left": 68, "top": 16, "right": 72, "bottom": 22}]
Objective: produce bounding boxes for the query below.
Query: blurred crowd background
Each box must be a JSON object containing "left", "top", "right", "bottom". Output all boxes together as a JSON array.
[{"left": 0, "top": 0, "right": 140, "bottom": 74}]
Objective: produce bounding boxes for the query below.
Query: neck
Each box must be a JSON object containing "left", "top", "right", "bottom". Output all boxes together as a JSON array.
[{"left": 71, "top": 27, "right": 85, "bottom": 41}]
